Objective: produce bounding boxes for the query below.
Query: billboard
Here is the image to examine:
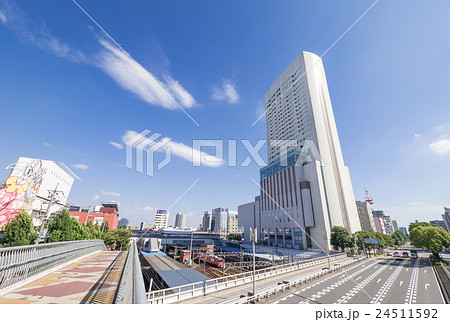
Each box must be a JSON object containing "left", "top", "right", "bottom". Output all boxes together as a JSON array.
[
  {"left": 0, "top": 159, "right": 45, "bottom": 230},
  {"left": 157, "top": 209, "right": 167, "bottom": 214}
]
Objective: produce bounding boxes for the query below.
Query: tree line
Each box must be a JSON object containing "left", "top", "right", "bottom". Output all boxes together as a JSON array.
[
  {"left": 0, "top": 209, "right": 131, "bottom": 250},
  {"left": 330, "top": 226, "right": 408, "bottom": 253}
]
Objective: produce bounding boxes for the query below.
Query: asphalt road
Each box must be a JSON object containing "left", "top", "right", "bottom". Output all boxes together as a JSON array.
[
  {"left": 176, "top": 256, "right": 360, "bottom": 304},
  {"left": 271, "top": 255, "right": 445, "bottom": 304}
]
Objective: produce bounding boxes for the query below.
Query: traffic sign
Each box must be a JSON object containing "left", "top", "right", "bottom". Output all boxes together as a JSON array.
[{"left": 364, "top": 238, "right": 380, "bottom": 244}]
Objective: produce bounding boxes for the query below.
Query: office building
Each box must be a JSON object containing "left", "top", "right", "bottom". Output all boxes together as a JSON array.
[
  {"left": 0, "top": 157, "right": 75, "bottom": 230},
  {"left": 201, "top": 211, "right": 212, "bottom": 232},
  {"left": 442, "top": 207, "right": 450, "bottom": 232},
  {"left": 227, "top": 211, "right": 239, "bottom": 234},
  {"left": 212, "top": 207, "right": 228, "bottom": 236},
  {"left": 154, "top": 210, "right": 169, "bottom": 229},
  {"left": 430, "top": 220, "right": 448, "bottom": 232},
  {"left": 356, "top": 201, "right": 375, "bottom": 231},
  {"left": 238, "top": 52, "right": 361, "bottom": 250},
  {"left": 392, "top": 220, "right": 398, "bottom": 232},
  {"left": 372, "top": 211, "right": 387, "bottom": 234},
  {"left": 399, "top": 227, "right": 408, "bottom": 235},
  {"left": 174, "top": 212, "right": 186, "bottom": 230},
  {"left": 383, "top": 215, "right": 395, "bottom": 235}
]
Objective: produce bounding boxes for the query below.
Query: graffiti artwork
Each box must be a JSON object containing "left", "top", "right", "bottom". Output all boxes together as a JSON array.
[{"left": 0, "top": 159, "right": 46, "bottom": 230}]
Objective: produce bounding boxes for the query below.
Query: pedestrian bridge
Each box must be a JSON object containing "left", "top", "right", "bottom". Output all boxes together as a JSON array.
[{"left": 0, "top": 240, "right": 146, "bottom": 304}]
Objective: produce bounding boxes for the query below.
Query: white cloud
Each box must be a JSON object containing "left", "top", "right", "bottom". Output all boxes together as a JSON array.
[
  {"left": 43, "top": 142, "right": 53, "bottom": 147},
  {"left": 96, "top": 39, "right": 195, "bottom": 110},
  {"left": 122, "top": 130, "right": 225, "bottom": 167},
  {"left": 414, "top": 133, "right": 422, "bottom": 139},
  {"left": 92, "top": 194, "right": 100, "bottom": 201},
  {"left": 429, "top": 139, "right": 450, "bottom": 154},
  {"left": 72, "top": 164, "right": 89, "bottom": 170},
  {"left": 0, "top": 11, "right": 7, "bottom": 25},
  {"left": 211, "top": 79, "right": 239, "bottom": 104},
  {"left": 0, "top": 3, "right": 84, "bottom": 62},
  {"left": 109, "top": 141, "right": 124, "bottom": 149},
  {"left": 101, "top": 190, "right": 121, "bottom": 197}
]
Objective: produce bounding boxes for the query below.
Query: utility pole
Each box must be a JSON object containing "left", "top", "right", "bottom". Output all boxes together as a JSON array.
[
  {"left": 249, "top": 228, "right": 256, "bottom": 297},
  {"left": 189, "top": 230, "right": 194, "bottom": 266},
  {"left": 35, "top": 184, "right": 64, "bottom": 245}
]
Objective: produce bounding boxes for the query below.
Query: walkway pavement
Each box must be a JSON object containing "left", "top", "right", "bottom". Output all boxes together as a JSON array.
[{"left": 0, "top": 251, "right": 126, "bottom": 304}]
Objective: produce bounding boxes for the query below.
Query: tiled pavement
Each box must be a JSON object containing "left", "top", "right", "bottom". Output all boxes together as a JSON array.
[{"left": 0, "top": 251, "right": 127, "bottom": 304}]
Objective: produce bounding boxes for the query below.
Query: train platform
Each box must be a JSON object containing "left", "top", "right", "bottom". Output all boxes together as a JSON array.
[
  {"left": 0, "top": 251, "right": 126, "bottom": 304},
  {"left": 141, "top": 253, "right": 209, "bottom": 288}
]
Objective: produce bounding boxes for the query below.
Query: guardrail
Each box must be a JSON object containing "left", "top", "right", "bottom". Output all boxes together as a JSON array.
[
  {"left": 441, "top": 262, "right": 450, "bottom": 280},
  {"left": 147, "top": 252, "right": 347, "bottom": 304},
  {"left": 234, "top": 256, "right": 364, "bottom": 304},
  {"left": 0, "top": 240, "right": 106, "bottom": 291},
  {"left": 115, "top": 242, "right": 147, "bottom": 304}
]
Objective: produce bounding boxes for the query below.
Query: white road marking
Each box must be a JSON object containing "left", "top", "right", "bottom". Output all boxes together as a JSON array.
[
  {"left": 425, "top": 283, "right": 430, "bottom": 290},
  {"left": 377, "top": 278, "right": 381, "bottom": 283},
  {"left": 399, "top": 281, "right": 403, "bottom": 286}
]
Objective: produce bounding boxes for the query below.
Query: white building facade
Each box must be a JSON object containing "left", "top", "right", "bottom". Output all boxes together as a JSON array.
[
  {"left": 239, "top": 52, "right": 361, "bottom": 251},
  {"left": 154, "top": 209, "right": 169, "bottom": 229},
  {"left": 0, "top": 157, "right": 74, "bottom": 229}
]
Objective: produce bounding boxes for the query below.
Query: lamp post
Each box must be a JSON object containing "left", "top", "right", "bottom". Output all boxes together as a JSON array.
[{"left": 322, "top": 230, "right": 330, "bottom": 269}]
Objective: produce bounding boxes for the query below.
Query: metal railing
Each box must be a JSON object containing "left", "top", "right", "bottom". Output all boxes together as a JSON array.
[
  {"left": 147, "top": 252, "right": 348, "bottom": 304},
  {"left": 0, "top": 240, "right": 106, "bottom": 291},
  {"left": 441, "top": 262, "right": 450, "bottom": 280},
  {"left": 234, "top": 257, "right": 364, "bottom": 304},
  {"left": 115, "top": 242, "right": 147, "bottom": 304}
]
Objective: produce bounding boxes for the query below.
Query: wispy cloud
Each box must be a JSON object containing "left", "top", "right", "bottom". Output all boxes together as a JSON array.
[
  {"left": 72, "top": 164, "right": 89, "bottom": 170},
  {"left": 122, "top": 130, "right": 225, "bottom": 167},
  {"left": 101, "top": 190, "right": 121, "bottom": 197},
  {"left": 211, "top": 79, "right": 239, "bottom": 104},
  {"left": 0, "top": 10, "right": 7, "bottom": 25},
  {"left": 0, "top": 1, "right": 85, "bottom": 62},
  {"left": 109, "top": 141, "right": 124, "bottom": 149},
  {"left": 95, "top": 39, "right": 196, "bottom": 110},
  {"left": 43, "top": 142, "right": 53, "bottom": 147},
  {"left": 92, "top": 194, "right": 100, "bottom": 201}
]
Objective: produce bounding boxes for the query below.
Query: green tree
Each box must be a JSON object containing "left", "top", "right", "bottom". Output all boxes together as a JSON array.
[
  {"left": 409, "top": 222, "right": 430, "bottom": 234},
  {"left": 0, "top": 212, "right": 38, "bottom": 247},
  {"left": 392, "top": 230, "right": 407, "bottom": 246},
  {"left": 100, "top": 220, "right": 109, "bottom": 232},
  {"left": 46, "top": 209, "right": 84, "bottom": 242},
  {"left": 330, "top": 226, "right": 354, "bottom": 252},
  {"left": 102, "top": 227, "right": 131, "bottom": 250},
  {"left": 409, "top": 225, "right": 450, "bottom": 260}
]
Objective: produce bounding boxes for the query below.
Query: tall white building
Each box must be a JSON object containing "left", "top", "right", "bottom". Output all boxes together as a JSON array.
[
  {"left": 154, "top": 209, "right": 169, "bottom": 229},
  {"left": 0, "top": 157, "right": 74, "bottom": 229},
  {"left": 356, "top": 201, "right": 375, "bottom": 231},
  {"left": 239, "top": 52, "right": 361, "bottom": 251}
]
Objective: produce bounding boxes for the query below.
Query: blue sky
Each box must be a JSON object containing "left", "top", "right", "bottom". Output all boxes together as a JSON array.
[{"left": 1, "top": 0, "right": 450, "bottom": 228}]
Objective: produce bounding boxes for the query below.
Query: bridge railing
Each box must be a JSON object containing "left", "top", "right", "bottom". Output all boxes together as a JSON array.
[
  {"left": 0, "top": 240, "right": 106, "bottom": 292},
  {"left": 115, "top": 241, "right": 147, "bottom": 304},
  {"left": 146, "top": 252, "right": 347, "bottom": 304}
]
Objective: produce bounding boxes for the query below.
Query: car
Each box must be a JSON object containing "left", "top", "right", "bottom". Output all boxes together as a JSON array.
[
  {"left": 402, "top": 252, "right": 409, "bottom": 258},
  {"left": 386, "top": 252, "right": 392, "bottom": 256},
  {"left": 410, "top": 253, "right": 418, "bottom": 259},
  {"left": 394, "top": 252, "right": 403, "bottom": 260}
]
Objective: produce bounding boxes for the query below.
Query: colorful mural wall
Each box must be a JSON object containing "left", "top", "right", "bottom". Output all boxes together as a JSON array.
[{"left": 0, "top": 159, "right": 45, "bottom": 230}]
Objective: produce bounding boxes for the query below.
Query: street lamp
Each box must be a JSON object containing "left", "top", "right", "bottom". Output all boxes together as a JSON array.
[{"left": 322, "top": 230, "right": 331, "bottom": 269}]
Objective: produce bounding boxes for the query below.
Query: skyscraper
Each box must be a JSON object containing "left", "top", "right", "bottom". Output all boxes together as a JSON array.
[
  {"left": 356, "top": 201, "right": 375, "bottom": 231},
  {"left": 239, "top": 52, "right": 361, "bottom": 251},
  {"left": 174, "top": 212, "right": 186, "bottom": 230}
]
